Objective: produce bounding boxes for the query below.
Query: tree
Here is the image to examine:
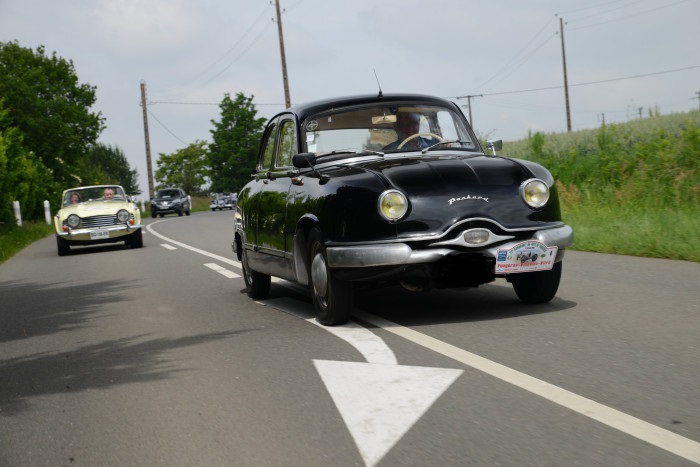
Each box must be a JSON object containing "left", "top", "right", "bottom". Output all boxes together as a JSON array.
[
  {"left": 0, "top": 102, "right": 53, "bottom": 222},
  {"left": 84, "top": 143, "right": 140, "bottom": 194},
  {"left": 0, "top": 41, "right": 105, "bottom": 191},
  {"left": 154, "top": 140, "right": 208, "bottom": 195},
  {"left": 208, "top": 93, "right": 266, "bottom": 193}
]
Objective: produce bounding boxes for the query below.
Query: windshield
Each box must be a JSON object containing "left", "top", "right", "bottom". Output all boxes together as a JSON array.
[
  {"left": 155, "top": 189, "right": 180, "bottom": 198},
  {"left": 62, "top": 186, "right": 126, "bottom": 206},
  {"left": 301, "top": 104, "right": 478, "bottom": 156}
]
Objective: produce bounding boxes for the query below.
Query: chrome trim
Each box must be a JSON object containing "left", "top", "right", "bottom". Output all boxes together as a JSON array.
[
  {"left": 57, "top": 223, "right": 142, "bottom": 237},
  {"left": 429, "top": 228, "right": 515, "bottom": 248},
  {"left": 326, "top": 224, "right": 573, "bottom": 268}
]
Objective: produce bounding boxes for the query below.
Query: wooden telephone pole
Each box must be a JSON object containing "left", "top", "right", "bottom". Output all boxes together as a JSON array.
[
  {"left": 140, "top": 80, "right": 155, "bottom": 200},
  {"left": 559, "top": 17, "right": 572, "bottom": 132},
  {"left": 275, "top": 0, "right": 291, "bottom": 108}
]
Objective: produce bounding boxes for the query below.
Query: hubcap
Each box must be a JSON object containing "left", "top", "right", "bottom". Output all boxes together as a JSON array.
[{"left": 311, "top": 252, "right": 328, "bottom": 298}]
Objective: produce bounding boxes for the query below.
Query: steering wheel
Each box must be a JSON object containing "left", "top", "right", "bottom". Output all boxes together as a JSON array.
[{"left": 398, "top": 132, "right": 444, "bottom": 149}]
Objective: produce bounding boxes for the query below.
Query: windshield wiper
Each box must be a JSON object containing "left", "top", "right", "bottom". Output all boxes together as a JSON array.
[
  {"left": 319, "top": 149, "right": 384, "bottom": 157},
  {"left": 421, "top": 140, "right": 470, "bottom": 154}
]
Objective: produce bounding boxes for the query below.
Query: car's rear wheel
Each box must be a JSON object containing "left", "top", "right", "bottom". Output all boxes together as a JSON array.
[
  {"left": 129, "top": 229, "right": 143, "bottom": 249},
  {"left": 308, "top": 228, "right": 353, "bottom": 325},
  {"left": 510, "top": 261, "right": 562, "bottom": 304},
  {"left": 56, "top": 236, "right": 70, "bottom": 256},
  {"left": 242, "top": 247, "right": 271, "bottom": 299}
]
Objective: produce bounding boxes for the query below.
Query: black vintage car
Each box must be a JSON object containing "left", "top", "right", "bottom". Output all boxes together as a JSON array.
[{"left": 232, "top": 93, "right": 573, "bottom": 325}]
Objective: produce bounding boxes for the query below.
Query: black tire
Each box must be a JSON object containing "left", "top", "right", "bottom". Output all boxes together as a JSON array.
[
  {"left": 56, "top": 236, "right": 70, "bottom": 256},
  {"left": 242, "top": 248, "right": 271, "bottom": 299},
  {"left": 129, "top": 229, "right": 143, "bottom": 249},
  {"left": 151, "top": 211, "right": 157, "bottom": 219},
  {"left": 510, "top": 261, "right": 562, "bottom": 304},
  {"left": 177, "top": 208, "right": 183, "bottom": 216},
  {"left": 308, "top": 228, "right": 353, "bottom": 325},
  {"left": 160, "top": 213, "right": 165, "bottom": 218}
]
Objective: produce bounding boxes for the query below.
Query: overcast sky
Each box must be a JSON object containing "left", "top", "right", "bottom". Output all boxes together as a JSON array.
[{"left": 2, "top": 0, "right": 699, "bottom": 195}]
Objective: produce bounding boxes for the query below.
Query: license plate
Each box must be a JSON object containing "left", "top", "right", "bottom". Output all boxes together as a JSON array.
[
  {"left": 90, "top": 230, "right": 110, "bottom": 240},
  {"left": 496, "top": 241, "right": 558, "bottom": 274}
]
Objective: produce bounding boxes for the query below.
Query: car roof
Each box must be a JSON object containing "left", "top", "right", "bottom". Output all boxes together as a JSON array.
[{"left": 282, "top": 93, "right": 462, "bottom": 122}]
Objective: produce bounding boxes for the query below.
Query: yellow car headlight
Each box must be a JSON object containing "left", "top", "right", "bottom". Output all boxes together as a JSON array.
[
  {"left": 521, "top": 179, "right": 550, "bottom": 209},
  {"left": 378, "top": 189, "right": 408, "bottom": 222}
]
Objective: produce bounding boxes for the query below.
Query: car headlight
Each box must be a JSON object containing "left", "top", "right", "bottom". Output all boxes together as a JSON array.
[
  {"left": 66, "top": 214, "right": 80, "bottom": 228},
  {"left": 378, "top": 189, "right": 408, "bottom": 222},
  {"left": 521, "top": 178, "right": 550, "bottom": 209},
  {"left": 116, "top": 209, "right": 130, "bottom": 223}
]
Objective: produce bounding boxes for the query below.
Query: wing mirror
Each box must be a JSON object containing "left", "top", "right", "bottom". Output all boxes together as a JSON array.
[{"left": 486, "top": 139, "right": 503, "bottom": 155}]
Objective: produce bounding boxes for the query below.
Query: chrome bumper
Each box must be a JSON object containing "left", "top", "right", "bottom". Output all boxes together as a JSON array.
[
  {"left": 326, "top": 225, "right": 573, "bottom": 268},
  {"left": 56, "top": 224, "right": 143, "bottom": 237}
]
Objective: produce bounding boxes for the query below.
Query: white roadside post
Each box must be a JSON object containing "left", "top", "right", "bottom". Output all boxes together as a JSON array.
[
  {"left": 13, "top": 201, "right": 22, "bottom": 227},
  {"left": 44, "top": 200, "right": 51, "bottom": 224}
]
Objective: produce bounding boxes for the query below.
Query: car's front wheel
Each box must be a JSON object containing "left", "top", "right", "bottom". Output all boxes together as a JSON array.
[
  {"left": 242, "top": 247, "right": 271, "bottom": 299},
  {"left": 128, "top": 229, "right": 143, "bottom": 249},
  {"left": 308, "top": 228, "right": 353, "bottom": 325},
  {"left": 509, "top": 261, "right": 562, "bottom": 304},
  {"left": 56, "top": 236, "right": 70, "bottom": 256}
]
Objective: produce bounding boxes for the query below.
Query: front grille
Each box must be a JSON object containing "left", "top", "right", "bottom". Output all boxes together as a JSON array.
[{"left": 80, "top": 214, "right": 134, "bottom": 228}]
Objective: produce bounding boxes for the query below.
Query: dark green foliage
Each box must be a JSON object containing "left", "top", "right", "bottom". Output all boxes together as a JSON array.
[
  {"left": 208, "top": 93, "right": 266, "bottom": 193},
  {"left": 155, "top": 140, "right": 208, "bottom": 195},
  {"left": 85, "top": 143, "right": 140, "bottom": 194}
]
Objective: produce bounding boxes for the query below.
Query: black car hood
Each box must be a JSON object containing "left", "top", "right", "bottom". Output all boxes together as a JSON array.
[{"left": 357, "top": 153, "right": 561, "bottom": 232}]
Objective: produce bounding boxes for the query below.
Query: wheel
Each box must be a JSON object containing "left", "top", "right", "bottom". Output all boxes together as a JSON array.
[
  {"left": 56, "top": 236, "right": 70, "bottom": 256},
  {"left": 510, "top": 261, "right": 562, "bottom": 304},
  {"left": 177, "top": 208, "right": 183, "bottom": 216},
  {"left": 129, "top": 229, "right": 143, "bottom": 249},
  {"left": 185, "top": 208, "right": 190, "bottom": 216},
  {"left": 398, "top": 132, "right": 444, "bottom": 149},
  {"left": 308, "top": 228, "right": 353, "bottom": 325},
  {"left": 242, "top": 247, "right": 271, "bottom": 299},
  {"left": 151, "top": 211, "right": 157, "bottom": 219},
  {"left": 160, "top": 213, "right": 165, "bottom": 218}
]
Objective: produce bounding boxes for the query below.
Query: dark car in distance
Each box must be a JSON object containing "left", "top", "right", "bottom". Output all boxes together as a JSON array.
[
  {"left": 232, "top": 93, "right": 573, "bottom": 325},
  {"left": 150, "top": 187, "right": 191, "bottom": 218}
]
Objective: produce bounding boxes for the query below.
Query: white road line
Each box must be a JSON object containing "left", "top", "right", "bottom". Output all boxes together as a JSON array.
[
  {"left": 204, "top": 262, "right": 240, "bottom": 279},
  {"left": 161, "top": 243, "right": 177, "bottom": 250},
  {"left": 147, "top": 222, "right": 241, "bottom": 268},
  {"left": 353, "top": 310, "right": 700, "bottom": 465}
]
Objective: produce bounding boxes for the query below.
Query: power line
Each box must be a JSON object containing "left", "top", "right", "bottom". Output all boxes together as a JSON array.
[{"left": 456, "top": 65, "right": 700, "bottom": 98}]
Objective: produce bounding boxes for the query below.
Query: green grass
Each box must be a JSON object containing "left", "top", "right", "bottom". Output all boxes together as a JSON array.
[{"left": 0, "top": 221, "right": 54, "bottom": 264}]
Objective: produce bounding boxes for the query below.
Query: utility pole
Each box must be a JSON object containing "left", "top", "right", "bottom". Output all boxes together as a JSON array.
[
  {"left": 559, "top": 17, "right": 572, "bottom": 132},
  {"left": 275, "top": 0, "right": 291, "bottom": 108},
  {"left": 140, "top": 80, "right": 155, "bottom": 200},
  {"left": 695, "top": 91, "right": 700, "bottom": 110},
  {"left": 457, "top": 94, "right": 483, "bottom": 128}
]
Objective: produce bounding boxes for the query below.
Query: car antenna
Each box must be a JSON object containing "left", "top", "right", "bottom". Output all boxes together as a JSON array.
[{"left": 374, "top": 69, "right": 383, "bottom": 99}]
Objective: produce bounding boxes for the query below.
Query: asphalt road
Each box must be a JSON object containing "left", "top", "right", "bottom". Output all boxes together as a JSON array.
[{"left": 1, "top": 211, "right": 698, "bottom": 467}]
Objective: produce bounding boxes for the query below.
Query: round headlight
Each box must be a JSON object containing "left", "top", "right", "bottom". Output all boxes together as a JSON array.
[
  {"left": 66, "top": 214, "right": 80, "bottom": 228},
  {"left": 521, "top": 179, "right": 550, "bottom": 209},
  {"left": 116, "top": 209, "right": 130, "bottom": 222},
  {"left": 378, "top": 189, "right": 408, "bottom": 222}
]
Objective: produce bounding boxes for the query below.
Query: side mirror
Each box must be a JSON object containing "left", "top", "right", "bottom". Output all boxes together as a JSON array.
[
  {"left": 486, "top": 139, "right": 503, "bottom": 156},
  {"left": 292, "top": 152, "right": 316, "bottom": 168}
]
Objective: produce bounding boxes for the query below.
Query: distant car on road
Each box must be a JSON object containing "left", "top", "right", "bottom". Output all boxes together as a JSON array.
[
  {"left": 210, "top": 194, "right": 236, "bottom": 211},
  {"left": 232, "top": 93, "right": 573, "bottom": 325},
  {"left": 150, "top": 187, "right": 191, "bottom": 218},
  {"left": 54, "top": 185, "right": 143, "bottom": 256}
]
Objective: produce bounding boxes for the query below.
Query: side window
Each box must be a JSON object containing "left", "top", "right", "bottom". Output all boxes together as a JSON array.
[
  {"left": 276, "top": 118, "right": 297, "bottom": 169},
  {"left": 259, "top": 119, "right": 279, "bottom": 171}
]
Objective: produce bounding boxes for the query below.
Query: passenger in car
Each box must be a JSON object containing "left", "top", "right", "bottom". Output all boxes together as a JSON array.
[{"left": 69, "top": 192, "right": 81, "bottom": 204}]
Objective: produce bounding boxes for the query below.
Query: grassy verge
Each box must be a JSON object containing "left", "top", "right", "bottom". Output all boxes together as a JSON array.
[{"left": 0, "top": 221, "right": 54, "bottom": 264}]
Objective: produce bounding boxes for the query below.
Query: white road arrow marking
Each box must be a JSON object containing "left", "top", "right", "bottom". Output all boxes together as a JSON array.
[
  {"left": 260, "top": 298, "right": 463, "bottom": 467},
  {"left": 314, "top": 360, "right": 463, "bottom": 467}
]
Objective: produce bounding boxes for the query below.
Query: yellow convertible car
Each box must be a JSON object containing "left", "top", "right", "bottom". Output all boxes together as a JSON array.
[{"left": 54, "top": 185, "right": 143, "bottom": 256}]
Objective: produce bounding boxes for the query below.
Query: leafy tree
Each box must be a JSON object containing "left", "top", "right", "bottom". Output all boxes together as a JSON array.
[
  {"left": 208, "top": 93, "right": 266, "bottom": 193},
  {"left": 154, "top": 140, "right": 208, "bottom": 195},
  {"left": 84, "top": 143, "right": 140, "bottom": 194},
  {"left": 0, "top": 41, "right": 105, "bottom": 191},
  {"left": 0, "top": 102, "right": 53, "bottom": 222}
]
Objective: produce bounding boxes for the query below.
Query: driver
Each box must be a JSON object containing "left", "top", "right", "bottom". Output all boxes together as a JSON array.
[{"left": 383, "top": 111, "right": 438, "bottom": 150}]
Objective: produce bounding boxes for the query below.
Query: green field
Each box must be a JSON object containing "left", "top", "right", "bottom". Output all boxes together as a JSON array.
[{"left": 2, "top": 110, "right": 699, "bottom": 264}]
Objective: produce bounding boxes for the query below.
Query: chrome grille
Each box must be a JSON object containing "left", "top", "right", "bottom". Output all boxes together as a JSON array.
[{"left": 80, "top": 214, "right": 134, "bottom": 228}]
